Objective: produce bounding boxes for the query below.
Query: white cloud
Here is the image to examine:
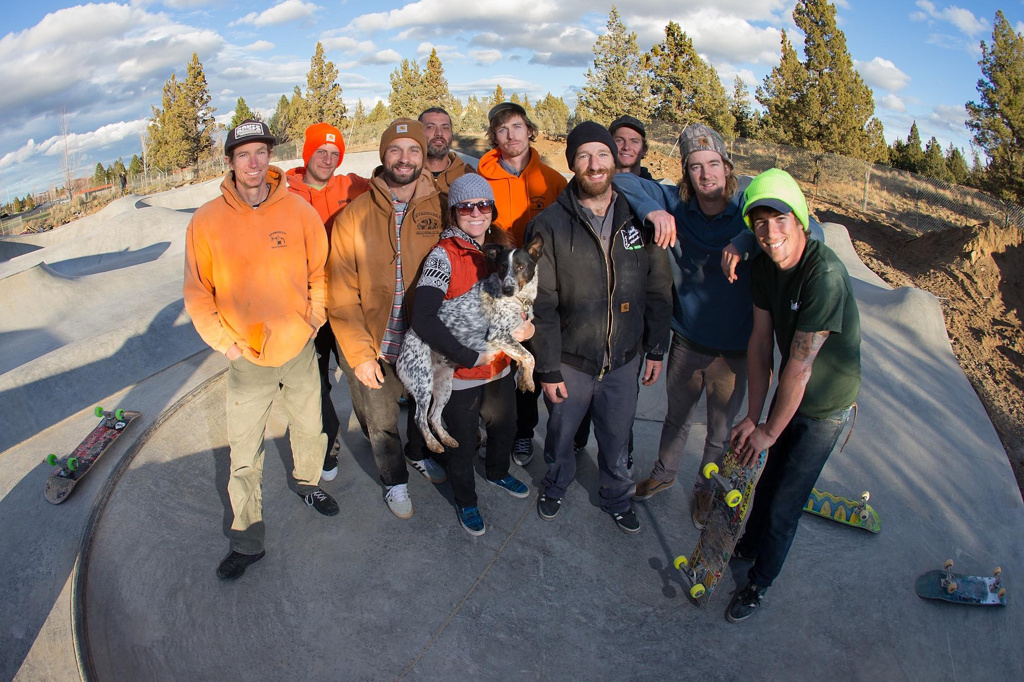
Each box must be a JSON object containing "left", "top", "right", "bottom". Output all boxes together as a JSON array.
[
  {"left": 3, "top": 119, "right": 154, "bottom": 170},
  {"left": 879, "top": 94, "right": 907, "bottom": 112},
  {"left": 243, "top": 40, "right": 275, "bottom": 52},
  {"left": 233, "top": 0, "right": 318, "bottom": 28},
  {"left": 855, "top": 57, "right": 910, "bottom": 93},
  {"left": 911, "top": 1, "right": 988, "bottom": 38},
  {"left": 469, "top": 49, "right": 503, "bottom": 65},
  {"left": 320, "top": 35, "right": 375, "bottom": 53},
  {"left": 359, "top": 49, "right": 403, "bottom": 66}
]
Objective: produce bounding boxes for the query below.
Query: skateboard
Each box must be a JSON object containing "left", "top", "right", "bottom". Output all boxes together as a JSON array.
[
  {"left": 803, "top": 488, "right": 881, "bottom": 533},
  {"left": 916, "top": 560, "right": 1007, "bottom": 606},
  {"left": 673, "top": 448, "right": 768, "bottom": 608},
  {"left": 44, "top": 406, "right": 141, "bottom": 505}
]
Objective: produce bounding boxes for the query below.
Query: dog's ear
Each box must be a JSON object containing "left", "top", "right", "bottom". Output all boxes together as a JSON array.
[
  {"left": 482, "top": 244, "right": 504, "bottom": 263},
  {"left": 526, "top": 233, "right": 544, "bottom": 260}
]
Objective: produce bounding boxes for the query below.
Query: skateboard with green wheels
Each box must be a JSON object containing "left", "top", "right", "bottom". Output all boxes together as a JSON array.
[
  {"left": 673, "top": 448, "right": 768, "bottom": 608},
  {"left": 916, "top": 560, "right": 1006, "bottom": 606},
  {"left": 44, "top": 406, "right": 141, "bottom": 504},
  {"left": 803, "top": 488, "right": 881, "bottom": 533}
]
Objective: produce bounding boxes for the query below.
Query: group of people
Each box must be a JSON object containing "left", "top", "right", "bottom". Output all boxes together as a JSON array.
[{"left": 183, "top": 102, "right": 861, "bottom": 623}]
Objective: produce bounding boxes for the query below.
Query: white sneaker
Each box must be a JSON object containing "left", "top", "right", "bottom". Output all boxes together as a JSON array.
[
  {"left": 406, "top": 456, "right": 447, "bottom": 484},
  {"left": 384, "top": 484, "right": 413, "bottom": 519}
]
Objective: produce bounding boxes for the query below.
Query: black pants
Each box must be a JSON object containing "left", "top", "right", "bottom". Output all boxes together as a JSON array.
[
  {"left": 442, "top": 373, "right": 516, "bottom": 508},
  {"left": 314, "top": 324, "right": 341, "bottom": 458}
]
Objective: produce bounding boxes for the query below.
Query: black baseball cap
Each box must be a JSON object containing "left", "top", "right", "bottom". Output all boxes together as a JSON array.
[
  {"left": 487, "top": 101, "right": 527, "bottom": 123},
  {"left": 609, "top": 115, "right": 646, "bottom": 139},
  {"left": 224, "top": 120, "right": 276, "bottom": 155}
]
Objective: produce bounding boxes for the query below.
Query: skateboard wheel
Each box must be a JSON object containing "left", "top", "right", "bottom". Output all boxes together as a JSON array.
[
  {"left": 944, "top": 559, "right": 954, "bottom": 570},
  {"left": 946, "top": 581, "right": 957, "bottom": 594},
  {"left": 702, "top": 463, "right": 719, "bottom": 479},
  {"left": 47, "top": 454, "right": 58, "bottom": 466},
  {"left": 998, "top": 587, "right": 1006, "bottom": 599},
  {"left": 673, "top": 556, "right": 689, "bottom": 570},
  {"left": 725, "top": 490, "right": 742, "bottom": 508},
  {"left": 690, "top": 584, "right": 706, "bottom": 599},
  {"left": 94, "top": 406, "right": 105, "bottom": 418},
  {"left": 994, "top": 567, "right": 1002, "bottom": 577},
  {"left": 115, "top": 409, "right": 125, "bottom": 420},
  {"left": 860, "top": 491, "right": 870, "bottom": 503},
  {"left": 67, "top": 457, "right": 79, "bottom": 471}
]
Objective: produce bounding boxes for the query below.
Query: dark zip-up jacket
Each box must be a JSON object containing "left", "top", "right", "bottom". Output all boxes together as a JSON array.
[{"left": 524, "top": 179, "right": 672, "bottom": 383}]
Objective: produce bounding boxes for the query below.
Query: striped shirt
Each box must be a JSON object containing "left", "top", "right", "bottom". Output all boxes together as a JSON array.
[{"left": 379, "top": 196, "right": 408, "bottom": 363}]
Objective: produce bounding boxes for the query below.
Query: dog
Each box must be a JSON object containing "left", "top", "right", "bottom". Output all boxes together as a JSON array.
[{"left": 398, "top": 234, "right": 543, "bottom": 454}]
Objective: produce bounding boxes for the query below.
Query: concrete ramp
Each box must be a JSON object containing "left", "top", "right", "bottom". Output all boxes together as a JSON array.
[{"left": 73, "top": 223, "right": 1024, "bottom": 679}]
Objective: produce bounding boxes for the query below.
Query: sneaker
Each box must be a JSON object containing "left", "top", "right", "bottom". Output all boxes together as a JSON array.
[
  {"left": 216, "top": 550, "right": 265, "bottom": 581},
  {"left": 301, "top": 488, "right": 339, "bottom": 516},
  {"left": 458, "top": 506, "right": 486, "bottom": 536},
  {"left": 321, "top": 453, "right": 339, "bottom": 482},
  {"left": 406, "top": 456, "right": 447, "bottom": 484},
  {"left": 384, "top": 484, "right": 413, "bottom": 519},
  {"left": 610, "top": 507, "right": 641, "bottom": 534},
  {"left": 692, "top": 489, "right": 714, "bottom": 529},
  {"left": 488, "top": 475, "right": 529, "bottom": 499},
  {"left": 633, "top": 476, "right": 675, "bottom": 501},
  {"left": 512, "top": 438, "right": 534, "bottom": 466},
  {"left": 726, "top": 583, "right": 767, "bottom": 623},
  {"left": 537, "top": 493, "right": 562, "bottom": 520}
]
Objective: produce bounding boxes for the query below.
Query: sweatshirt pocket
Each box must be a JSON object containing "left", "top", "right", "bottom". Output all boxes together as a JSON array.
[{"left": 250, "top": 310, "right": 314, "bottom": 366}]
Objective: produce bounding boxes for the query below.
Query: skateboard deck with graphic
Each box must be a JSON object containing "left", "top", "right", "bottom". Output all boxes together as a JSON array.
[
  {"left": 916, "top": 560, "right": 1006, "bottom": 606},
  {"left": 803, "top": 488, "right": 881, "bottom": 533},
  {"left": 44, "top": 406, "right": 141, "bottom": 504},
  {"left": 673, "top": 448, "right": 768, "bottom": 608}
]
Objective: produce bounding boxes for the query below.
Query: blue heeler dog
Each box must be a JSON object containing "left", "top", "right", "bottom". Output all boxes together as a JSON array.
[{"left": 398, "top": 235, "right": 543, "bottom": 453}]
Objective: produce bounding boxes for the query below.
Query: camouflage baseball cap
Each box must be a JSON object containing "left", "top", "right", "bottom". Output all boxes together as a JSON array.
[{"left": 678, "top": 123, "right": 731, "bottom": 166}]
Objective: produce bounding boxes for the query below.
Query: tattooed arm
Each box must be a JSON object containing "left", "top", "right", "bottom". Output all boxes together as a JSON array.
[{"left": 732, "top": 329, "right": 830, "bottom": 465}]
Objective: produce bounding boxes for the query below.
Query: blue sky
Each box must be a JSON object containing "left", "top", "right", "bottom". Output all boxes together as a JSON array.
[{"left": 0, "top": 0, "right": 1013, "bottom": 198}]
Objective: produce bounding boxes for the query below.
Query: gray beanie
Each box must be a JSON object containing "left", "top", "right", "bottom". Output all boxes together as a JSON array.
[
  {"left": 679, "top": 123, "right": 732, "bottom": 166},
  {"left": 448, "top": 173, "right": 495, "bottom": 207}
]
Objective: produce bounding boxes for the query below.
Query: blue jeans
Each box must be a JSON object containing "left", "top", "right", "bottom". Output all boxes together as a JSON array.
[{"left": 738, "top": 405, "right": 854, "bottom": 588}]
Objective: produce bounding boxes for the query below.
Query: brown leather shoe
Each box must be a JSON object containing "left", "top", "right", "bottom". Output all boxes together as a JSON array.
[{"left": 633, "top": 476, "right": 675, "bottom": 501}]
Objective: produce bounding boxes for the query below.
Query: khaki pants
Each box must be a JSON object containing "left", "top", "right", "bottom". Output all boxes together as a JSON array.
[{"left": 225, "top": 340, "right": 326, "bottom": 554}]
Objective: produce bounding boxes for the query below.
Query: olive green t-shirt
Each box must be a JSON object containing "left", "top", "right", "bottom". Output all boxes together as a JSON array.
[{"left": 751, "top": 239, "right": 861, "bottom": 418}]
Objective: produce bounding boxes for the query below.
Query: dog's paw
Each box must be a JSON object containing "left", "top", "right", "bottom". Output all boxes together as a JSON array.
[
  {"left": 441, "top": 435, "right": 460, "bottom": 449},
  {"left": 518, "top": 375, "right": 536, "bottom": 393},
  {"left": 426, "top": 437, "right": 445, "bottom": 454}
]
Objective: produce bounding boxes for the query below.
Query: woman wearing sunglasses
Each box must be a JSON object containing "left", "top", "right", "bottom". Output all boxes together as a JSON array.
[{"left": 410, "top": 174, "right": 534, "bottom": 536}]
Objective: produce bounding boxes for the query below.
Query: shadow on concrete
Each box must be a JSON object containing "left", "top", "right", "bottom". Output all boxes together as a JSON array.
[{"left": 46, "top": 242, "right": 170, "bottom": 277}]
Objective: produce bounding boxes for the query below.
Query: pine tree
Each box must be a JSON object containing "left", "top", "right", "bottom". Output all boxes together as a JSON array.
[
  {"left": 577, "top": 6, "right": 652, "bottom": 125},
  {"left": 421, "top": 49, "right": 455, "bottom": 111},
  {"left": 147, "top": 54, "right": 218, "bottom": 169},
  {"left": 648, "top": 22, "right": 734, "bottom": 135},
  {"left": 757, "top": 30, "right": 810, "bottom": 147},
  {"left": 891, "top": 121, "right": 925, "bottom": 172},
  {"left": 730, "top": 77, "right": 759, "bottom": 139},
  {"left": 128, "top": 155, "right": 144, "bottom": 177},
  {"left": 490, "top": 84, "right": 506, "bottom": 108},
  {"left": 180, "top": 53, "right": 218, "bottom": 163},
  {"left": 461, "top": 95, "right": 488, "bottom": 133},
  {"left": 12, "top": 197, "right": 23, "bottom": 213},
  {"left": 24, "top": 194, "right": 35, "bottom": 210},
  {"left": 865, "top": 118, "right": 889, "bottom": 165},
  {"left": 296, "top": 42, "right": 347, "bottom": 132},
  {"left": 230, "top": 97, "right": 260, "bottom": 129},
  {"left": 367, "top": 100, "right": 390, "bottom": 124},
  {"left": 966, "top": 11, "right": 1024, "bottom": 203},
  {"left": 268, "top": 95, "right": 292, "bottom": 144},
  {"left": 533, "top": 93, "right": 571, "bottom": 135},
  {"left": 920, "top": 136, "right": 953, "bottom": 181},
  {"left": 389, "top": 59, "right": 425, "bottom": 118},
  {"left": 945, "top": 145, "right": 970, "bottom": 185},
  {"left": 93, "top": 163, "right": 107, "bottom": 185}
]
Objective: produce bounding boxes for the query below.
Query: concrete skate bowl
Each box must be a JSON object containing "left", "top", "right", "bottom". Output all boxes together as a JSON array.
[
  {"left": 0, "top": 195, "right": 204, "bottom": 453},
  {"left": 71, "top": 222, "right": 1024, "bottom": 680}
]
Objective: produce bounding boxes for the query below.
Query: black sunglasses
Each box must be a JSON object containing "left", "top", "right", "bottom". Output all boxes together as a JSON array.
[{"left": 454, "top": 200, "right": 494, "bottom": 216}]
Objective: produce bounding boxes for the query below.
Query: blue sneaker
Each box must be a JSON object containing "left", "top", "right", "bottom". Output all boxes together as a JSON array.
[
  {"left": 458, "top": 506, "right": 486, "bottom": 536},
  {"left": 488, "top": 475, "right": 529, "bottom": 499}
]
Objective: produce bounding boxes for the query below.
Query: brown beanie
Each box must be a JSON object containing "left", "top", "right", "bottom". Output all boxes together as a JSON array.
[{"left": 379, "top": 118, "right": 427, "bottom": 161}]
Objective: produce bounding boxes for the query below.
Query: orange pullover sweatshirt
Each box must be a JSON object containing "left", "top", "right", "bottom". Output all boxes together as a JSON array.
[
  {"left": 183, "top": 166, "right": 328, "bottom": 367},
  {"left": 476, "top": 147, "right": 567, "bottom": 246},
  {"left": 285, "top": 167, "right": 370, "bottom": 242}
]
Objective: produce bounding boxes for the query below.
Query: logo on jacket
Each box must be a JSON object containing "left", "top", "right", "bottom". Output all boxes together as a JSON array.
[
  {"left": 530, "top": 197, "right": 546, "bottom": 212},
  {"left": 790, "top": 300, "right": 801, "bottom": 311},
  {"left": 269, "top": 231, "right": 287, "bottom": 248},
  {"left": 621, "top": 225, "right": 644, "bottom": 251},
  {"left": 416, "top": 214, "right": 441, "bottom": 234}
]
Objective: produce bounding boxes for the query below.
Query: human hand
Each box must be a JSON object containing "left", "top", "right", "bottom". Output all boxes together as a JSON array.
[
  {"left": 641, "top": 359, "right": 663, "bottom": 386},
  {"left": 647, "top": 210, "right": 677, "bottom": 249},
  {"left": 721, "top": 244, "right": 742, "bottom": 284},
  {"left": 542, "top": 381, "right": 568, "bottom": 404},
  {"left": 512, "top": 319, "right": 535, "bottom": 342},
  {"left": 475, "top": 350, "right": 499, "bottom": 367},
  {"left": 354, "top": 359, "right": 384, "bottom": 389},
  {"left": 225, "top": 344, "right": 243, "bottom": 361}
]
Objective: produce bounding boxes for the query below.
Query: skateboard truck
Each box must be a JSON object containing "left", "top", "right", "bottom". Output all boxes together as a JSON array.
[
  {"left": 702, "top": 463, "right": 742, "bottom": 508},
  {"left": 941, "top": 559, "right": 1005, "bottom": 598},
  {"left": 673, "top": 555, "right": 710, "bottom": 599}
]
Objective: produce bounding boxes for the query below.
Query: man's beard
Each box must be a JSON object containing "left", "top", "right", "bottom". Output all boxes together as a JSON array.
[
  {"left": 427, "top": 139, "right": 450, "bottom": 160},
  {"left": 383, "top": 163, "right": 422, "bottom": 186},
  {"left": 577, "top": 172, "right": 612, "bottom": 198}
]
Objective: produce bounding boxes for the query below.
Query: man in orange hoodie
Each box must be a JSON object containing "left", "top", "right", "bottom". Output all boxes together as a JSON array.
[
  {"left": 477, "top": 101, "right": 568, "bottom": 466},
  {"left": 184, "top": 120, "right": 339, "bottom": 582},
  {"left": 287, "top": 122, "right": 370, "bottom": 483}
]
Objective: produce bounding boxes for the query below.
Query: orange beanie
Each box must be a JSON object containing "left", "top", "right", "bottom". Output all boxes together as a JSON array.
[{"left": 302, "top": 123, "right": 345, "bottom": 167}]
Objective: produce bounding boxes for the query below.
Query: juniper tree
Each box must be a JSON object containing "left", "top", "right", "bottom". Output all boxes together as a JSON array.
[
  {"left": 648, "top": 21, "right": 734, "bottom": 135},
  {"left": 921, "top": 136, "right": 953, "bottom": 182},
  {"left": 730, "top": 77, "right": 759, "bottom": 139},
  {"left": 421, "top": 49, "right": 455, "bottom": 111},
  {"left": 147, "top": 53, "right": 217, "bottom": 169},
  {"left": 945, "top": 145, "right": 970, "bottom": 185},
  {"left": 294, "top": 42, "right": 347, "bottom": 133},
  {"left": 966, "top": 11, "right": 1024, "bottom": 203},
  {"left": 577, "top": 6, "right": 652, "bottom": 125},
  {"left": 388, "top": 59, "right": 425, "bottom": 118},
  {"left": 229, "top": 97, "right": 260, "bottom": 129},
  {"left": 268, "top": 95, "right": 292, "bottom": 143}
]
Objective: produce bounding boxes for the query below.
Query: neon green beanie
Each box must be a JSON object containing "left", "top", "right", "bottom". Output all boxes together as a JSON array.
[{"left": 742, "top": 169, "right": 809, "bottom": 232}]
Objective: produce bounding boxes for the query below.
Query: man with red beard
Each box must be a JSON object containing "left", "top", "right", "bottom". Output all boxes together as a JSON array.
[
  {"left": 419, "top": 107, "right": 474, "bottom": 193},
  {"left": 524, "top": 122, "right": 672, "bottom": 534}
]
